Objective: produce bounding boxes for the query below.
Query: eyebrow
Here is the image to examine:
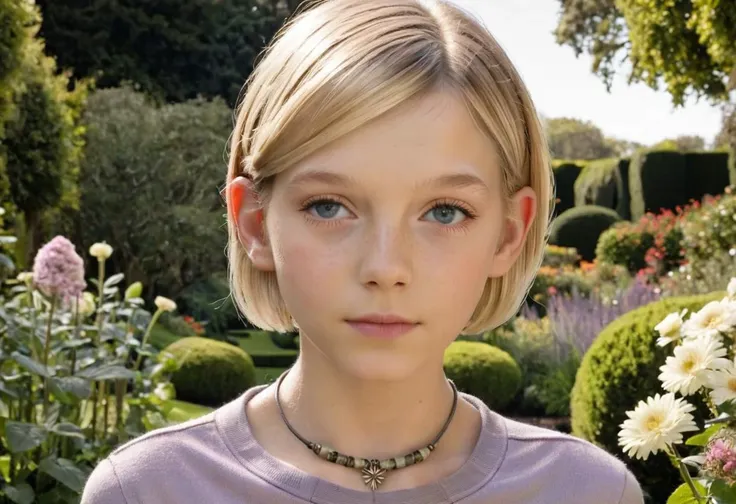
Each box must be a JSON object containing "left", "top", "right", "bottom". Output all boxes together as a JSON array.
[{"left": 286, "top": 169, "right": 490, "bottom": 193}]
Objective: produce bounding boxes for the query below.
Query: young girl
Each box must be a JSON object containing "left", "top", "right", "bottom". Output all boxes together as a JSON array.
[{"left": 82, "top": 0, "right": 644, "bottom": 502}]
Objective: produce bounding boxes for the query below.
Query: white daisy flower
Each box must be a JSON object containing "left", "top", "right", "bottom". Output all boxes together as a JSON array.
[
  {"left": 728, "top": 277, "right": 736, "bottom": 300},
  {"left": 618, "top": 393, "right": 698, "bottom": 461},
  {"left": 655, "top": 309, "right": 687, "bottom": 347},
  {"left": 681, "top": 300, "right": 736, "bottom": 340},
  {"left": 658, "top": 334, "right": 731, "bottom": 396},
  {"left": 707, "top": 361, "right": 736, "bottom": 406}
]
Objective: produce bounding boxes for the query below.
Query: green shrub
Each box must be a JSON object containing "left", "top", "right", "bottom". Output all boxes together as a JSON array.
[
  {"left": 551, "top": 162, "right": 583, "bottom": 215},
  {"left": 270, "top": 331, "right": 299, "bottom": 350},
  {"left": 549, "top": 206, "right": 621, "bottom": 261},
  {"left": 176, "top": 274, "right": 241, "bottom": 334},
  {"left": 729, "top": 148, "right": 735, "bottom": 187},
  {"left": 681, "top": 192, "right": 736, "bottom": 265},
  {"left": 528, "top": 265, "right": 592, "bottom": 310},
  {"left": 542, "top": 245, "right": 580, "bottom": 268},
  {"left": 629, "top": 150, "right": 688, "bottom": 220},
  {"left": 573, "top": 158, "right": 628, "bottom": 216},
  {"left": 684, "top": 152, "right": 730, "bottom": 201},
  {"left": 571, "top": 292, "right": 722, "bottom": 503},
  {"left": 443, "top": 341, "right": 521, "bottom": 411},
  {"left": 165, "top": 337, "right": 256, "bottom": 407},
  {"left": 596, "top": 223, "right": 654, "bottom": 273}
]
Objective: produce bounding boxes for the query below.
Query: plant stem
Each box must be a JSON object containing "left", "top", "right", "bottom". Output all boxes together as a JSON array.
[
  {"left": 670, "top": 445, "right": 705, "bottom": 503},
  {"left": 103, "top": 381, "right": 110, "bottom": 438},
  {"left": 95, "top": 259, "right": 105, "bottom": 343},
  {"left": 134, "top": 309, "right": 163, "bottom": 371},
  {"left": 42, "top": 295, "right": 57, "bottom": 421}
]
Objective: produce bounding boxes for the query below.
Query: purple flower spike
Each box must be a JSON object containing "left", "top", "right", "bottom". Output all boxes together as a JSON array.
[{"left": 32, "top": 236, "right": 86, "bottom": 302}]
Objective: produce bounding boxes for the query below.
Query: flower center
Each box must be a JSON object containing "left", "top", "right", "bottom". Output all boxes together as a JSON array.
[
  {"left": 645, "top": 413, "right": 664, "bottom": 431},
  {"left": 682, "top": 357, "right": 698, "bottom": 374},
  {"left": 727, "top": 378, "right": 736, "bottom": 393},
  {"left": 704, "top": 314, "right": 722, "bottom": 329}
]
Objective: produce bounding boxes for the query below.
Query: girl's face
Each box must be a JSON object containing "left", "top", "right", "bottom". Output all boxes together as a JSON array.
[{"left": 240, "top": 89, "right": 535, "bottom": 381}]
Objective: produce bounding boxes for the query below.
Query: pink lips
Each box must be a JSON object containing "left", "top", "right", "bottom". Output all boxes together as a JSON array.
[{"left": 346, "top": 314, "right": 419, "bottom": 339}]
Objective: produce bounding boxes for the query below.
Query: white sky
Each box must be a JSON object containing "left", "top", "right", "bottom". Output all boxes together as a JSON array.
[{"left": 449, "top": 0, "right": 725, "bottom": 146}]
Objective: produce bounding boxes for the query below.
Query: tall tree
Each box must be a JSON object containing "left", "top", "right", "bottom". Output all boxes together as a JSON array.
[
  {"left": 36, "top": 0, "right": 297, "bottom": 105},
  {"left": 554, "top": 0, "right": 736, "bottom": 105},
  {"left": 545, "top": 117, "right": 617, "bottom": 160}
]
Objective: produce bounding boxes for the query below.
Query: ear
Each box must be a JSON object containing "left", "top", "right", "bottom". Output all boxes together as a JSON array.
[
  {"left": 229, "top": 176, "right": 275, "bottom": 272},
  {"left": 487, "top": 186, "right": 537, "bottom": 278}
]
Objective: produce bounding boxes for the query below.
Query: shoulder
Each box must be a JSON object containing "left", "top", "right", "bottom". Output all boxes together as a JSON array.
[
  {"left": 498, "top": 416, "right": 644, "bottom": 504},
  {"left": 81, "top": 412, "right": 221, "bottom": 504}
]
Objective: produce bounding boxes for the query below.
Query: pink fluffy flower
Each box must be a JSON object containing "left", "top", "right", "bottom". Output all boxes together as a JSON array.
[
  {"left": 32, "top": 236, "right": 86, "bottom": 301},
  {"left": 704, "top": 431, "right": 736, "bottom": 486}
]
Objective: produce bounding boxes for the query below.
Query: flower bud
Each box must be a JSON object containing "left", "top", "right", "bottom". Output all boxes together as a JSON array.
[
  {"left": 154, "top": 296, "right": 177, "bottom": 313},
  {"left": 89, "top": 242, "right": 113, "bottom": 261},
  {"left": 125, "top": 281, "right": 143, "bottom": 300}
]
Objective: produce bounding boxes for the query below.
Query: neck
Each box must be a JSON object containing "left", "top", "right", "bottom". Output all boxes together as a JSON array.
[{"left": 277, "top": 342, "right": 456, "bottom": 460}]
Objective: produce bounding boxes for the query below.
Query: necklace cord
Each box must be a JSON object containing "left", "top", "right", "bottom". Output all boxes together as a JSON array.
[{"left": 274, "top": 368, "right": 458, "bottom": 453}]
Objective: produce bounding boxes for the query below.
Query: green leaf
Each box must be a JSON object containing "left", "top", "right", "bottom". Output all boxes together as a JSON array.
[
  {"left": 4, "top": 422, "right": 48, "bottom": 453},
  {"left": 76, "top": 365, "right": 135, "bottom": 380},
  {"left": 666, "top": 481, "right": 707, "bottom": 504},
  {"left": 0, "top": 236, "right": 18, "bottom": 245},
  {"left": 4, "top": 483, "right": 35, "bottom": 504},
  {"left": 0, "top": 398, "right": 9, "bottom": 418},
  {"left": 103, "top": 273, "right": 124, "bottom": 288},
  {"left": 39, "top": 457, "right": 88, "bottom": 492},
  {"left": 49, "top": 376, "right": 91, "bottom": 403},
  {"left": 11, "top": 352, "right": 54, "bottom": 378},
  {"left": 710, "top": 480, "right": 736, "bottom": 503},
  {"left": 50, "top": 422, "right": 85, "bottom": 439},
  {"left": 686, "top": 424, "right": 723, "bottom": 446}
]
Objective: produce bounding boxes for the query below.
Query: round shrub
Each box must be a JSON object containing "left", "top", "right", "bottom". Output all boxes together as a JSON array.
[
  {"left": 443, "top": 341, "right": 521, "bottom": 411},
  {"left": 596, "top": 223, "right": 654, "bottom": 274},
  {"left": 164, "top": 337, "right": 256, "bottom": 407},
  {"left": 270, "top": 331, "right": 299, "bottom": 350},
  {"left": 571, "top": 292, "right": 722, "bottom": 503},
  {"left": 549, "top": 205, "right": 622, "bottom": 261}
]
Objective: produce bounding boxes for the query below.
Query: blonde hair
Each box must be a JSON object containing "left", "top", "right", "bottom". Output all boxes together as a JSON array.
[{"left": 226, "top": 0, "right": 554, "bottom": 334}]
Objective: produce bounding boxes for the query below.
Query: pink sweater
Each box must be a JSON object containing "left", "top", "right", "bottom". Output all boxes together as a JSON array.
[{"left": 81, "top": 385, "right": 644, "bottom": 503}]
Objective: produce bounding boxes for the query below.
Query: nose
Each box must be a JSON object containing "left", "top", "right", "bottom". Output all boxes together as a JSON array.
[{"left": 357, "top": 222, "right": 412, "bottom": 289}]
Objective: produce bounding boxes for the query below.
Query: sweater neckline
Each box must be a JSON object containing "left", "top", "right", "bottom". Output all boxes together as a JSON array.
[{"left": 216, "top": 384, "right": 509, "bottom": 504}]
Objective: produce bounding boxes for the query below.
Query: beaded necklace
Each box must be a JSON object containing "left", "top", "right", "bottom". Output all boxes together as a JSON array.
[{"left": 274, "top": 370, "right": 458, "bottom": 490}]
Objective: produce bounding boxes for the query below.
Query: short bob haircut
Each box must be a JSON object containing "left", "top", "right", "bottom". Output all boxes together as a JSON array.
[{"left": 226, "top": 0, "right": 554, "bottom": 334}]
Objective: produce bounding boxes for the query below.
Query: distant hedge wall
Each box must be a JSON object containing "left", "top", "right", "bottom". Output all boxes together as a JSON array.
[{"left": 552, "top": 162, "right": 584, "bottom": 215}]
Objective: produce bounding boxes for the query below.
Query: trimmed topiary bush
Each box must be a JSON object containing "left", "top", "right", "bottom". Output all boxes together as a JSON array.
[
  {"left": 684, "top": 152, "right": 730, "bottom": 201},
  {"left": 573, "top": 158, "right": 627, "bottom": 214},
  {"left": 571, "top": 292, "right": 722, "bottom": 503},
  {"left": 549, "top": 205, "right": 621, "bottom": 261},
  {"left": 551, "top": 162, "right": 583, "bottom": 215},
  {"left": 629, "top": 150, "right": 688, "bottom": 220},
  {"left": 443, "top": 341, "right": 521, "bottom": 411},
  {"left": 165, "top": 336, "right": 256, "bottom": 407},
  {"left": 729, "top": 148, "right": 735, "bottom": 187}
]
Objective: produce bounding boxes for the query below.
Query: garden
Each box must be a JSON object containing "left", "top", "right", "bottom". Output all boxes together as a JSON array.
[{"left": 1, "top": 0, "right": 736, "bottom": 503}]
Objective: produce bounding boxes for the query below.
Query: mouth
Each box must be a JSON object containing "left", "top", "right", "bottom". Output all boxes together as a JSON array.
[{"left": 345, "top": 314, "right": 420, "bottom": 339}]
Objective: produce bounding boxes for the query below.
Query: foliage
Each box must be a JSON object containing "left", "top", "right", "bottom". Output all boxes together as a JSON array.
[
  {"left": 571, "top": 292, "right": 722, "bottom": 502},
  {"left": 2, "top": 17, "right": 89, "bottom": 268},
  {"left": 629, "top": 150, "right": 692, "bottom": 220},
  {"left": 270, "top": 332, "right": 299, "bottom": 350},
  {"left": 554, "top": 0, "right": 736, "bottom": 105},
  {"left": 443, "top": 341, "right": 521, "bottom": 412},
  {"left": 528, "top": 264, "right": 592, "bottom": 311},
  {"left": 542, "top": 245, "right": 580, "bottom": 268},
  {"left": 0, "top": 0, "right": 34, "bottom": 135},
  {"left": 545, "top": 117, "right": 616, "bottom": 160},
  {"left": 165, "top": 337, "right": 256, "bottom": 407},
  {"left": 175, "top": 274, "right": 243, "bottom": 334},
  {"left": 596, "top": 208, "right": 687, "bottom": 279},
  {"left": 0, "top": 236, "right": 178, "bottom": 502},
  {"left": 659, "top": 250, "right": 736, "bottom": 298},
  {"left": 680, "top": 191, "right": 736, "bottom": 266},
  {"left": 158, "top": 313, "right": 199, "bottom": 338},
  {"left": 75, "top": 86, "right": 230, "bottom": 302},
  {"left": 574, "top": 157, "right": 629, "bottom": 218},
  {"left": 652, "top": 135, "right": 707, "bottom": 152},
  {"left": 549, "top": 205, "right": 621, "bottom": 261},
  {"left": 35, "top": 0, "right": 295, "bottom": 105}
]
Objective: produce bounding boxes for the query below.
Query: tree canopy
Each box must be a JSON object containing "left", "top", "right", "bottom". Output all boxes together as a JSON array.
[
  {"left": 545, "top": 117, "right": 620, "bottom": 160},
  {"left": 554, "top": 0, "right": 736, "bottom": 106},
  {"left": 36, "top": 0, "right": 295, "bottom": 105}
]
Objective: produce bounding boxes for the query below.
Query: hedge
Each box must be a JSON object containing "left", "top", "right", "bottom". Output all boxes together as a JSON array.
[
  {"left": 549, "top": 205, "right": 622, "bottom": 261},
  {"left": 551, "top": 162, "right": 583, "bottom": 215},
  {"left": 629, "top": 150, "right": 688, "bottom": 220},
  {"left": 683, "top": 151, "right": 730, "bottom": 201}
]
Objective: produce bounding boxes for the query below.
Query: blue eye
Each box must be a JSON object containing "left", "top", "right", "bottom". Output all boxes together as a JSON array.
[
  {"left": 305, "top": 200, "right": 348, "bottom": 219},
  {"left": 424, "top": 204, "right": 469, "bottom": 225}
]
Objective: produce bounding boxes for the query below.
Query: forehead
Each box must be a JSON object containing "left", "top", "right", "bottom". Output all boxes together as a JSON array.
[{"left": 279, "top": 90, "right": 502, "bottom": 192}]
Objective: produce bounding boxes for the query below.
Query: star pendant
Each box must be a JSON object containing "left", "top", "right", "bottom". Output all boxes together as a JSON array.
[{"left": 361, "top": 460, "right": 386, "bottom": 490}]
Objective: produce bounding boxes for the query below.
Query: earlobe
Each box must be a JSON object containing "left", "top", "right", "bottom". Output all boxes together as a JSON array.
[
  {"left": 487, "top": 187, "right": 537, "bottom": 278},
  {"left": 229, "top": 176, "right": 275, "bottom": 272}
]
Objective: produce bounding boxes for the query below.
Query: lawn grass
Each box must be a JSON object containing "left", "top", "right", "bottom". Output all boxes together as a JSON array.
[
  {"left": 148, "top": 323, "right": 183, "bottom": 350},
  {"left": 254, "top": 366, "right": 289, "bottom": 385},
  {"left": 165, "top": 399, "right": 214, "bottom": 423}
]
